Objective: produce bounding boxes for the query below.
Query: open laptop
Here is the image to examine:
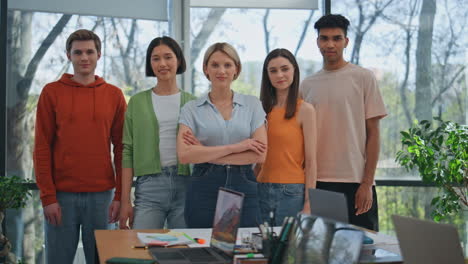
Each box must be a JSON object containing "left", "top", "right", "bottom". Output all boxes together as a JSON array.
[
  {"left": 392, "top": 215, "right": 465, "bottom": 264},
  {"left": 308, "top": 188, "right": 349, "bottom": 223},
  {"left": 149, "top": 187, "right": 244, "bottom": 264}
]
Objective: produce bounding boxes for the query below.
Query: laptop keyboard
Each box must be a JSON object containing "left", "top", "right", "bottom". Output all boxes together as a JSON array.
[{"left": 181, "top": 248, "right": 219, "bottom": 262}]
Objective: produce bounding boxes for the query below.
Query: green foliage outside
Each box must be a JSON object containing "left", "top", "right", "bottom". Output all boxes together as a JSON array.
[
  {"left": 377, "top": 186, "right": 466, "bottom": 246},
  {"left": 396, "top": 118, "right": 468, "bottom": 221},
  {"left": 0, "top": 176, "right": 32, "bottom": 211},
  {"left": 0, "top": 176, "right": 32, "bottom": 264}
]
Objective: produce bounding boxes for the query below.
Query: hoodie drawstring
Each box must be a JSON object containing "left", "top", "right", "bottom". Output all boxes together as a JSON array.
[
  {"left": 93, "top": 86, "right": 96, "bottom": 121},
  {"left": 70, "top": 87, "right": 75, "bottom": 122}
]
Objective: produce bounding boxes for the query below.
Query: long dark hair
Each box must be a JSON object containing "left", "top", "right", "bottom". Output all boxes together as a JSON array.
[{"left": 260, "top": 48, "right": 300, "bottom": 119}]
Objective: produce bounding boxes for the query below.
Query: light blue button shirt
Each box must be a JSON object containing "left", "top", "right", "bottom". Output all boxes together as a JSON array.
[{"left": 179, "top": 91, "right": 265, "bottom": 146}]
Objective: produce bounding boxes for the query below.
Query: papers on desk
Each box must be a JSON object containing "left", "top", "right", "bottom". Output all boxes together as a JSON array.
[
  {"left": 137, "top": 227, "right": 283, "bottom": 249},
  {"left": 170, "top": 227, "right": 283, "bottom": 248},
  {"left": 137, "top": 231, "right": 195, "bottom": 247},
  {"left": 173, "top": 228, "right": 213, "bottom": 248}
]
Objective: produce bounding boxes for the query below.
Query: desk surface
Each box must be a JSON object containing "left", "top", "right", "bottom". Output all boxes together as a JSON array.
[
  {"left": 95, "top": 229, "right": 165, "bottom": 263},
  {"left": 96, "top": 228, "right": 403, "bottom": 264}
]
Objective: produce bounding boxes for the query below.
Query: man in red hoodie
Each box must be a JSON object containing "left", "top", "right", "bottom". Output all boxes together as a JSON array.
[{"left": 34, "top": 29, "right": 126, "bottom": 264}]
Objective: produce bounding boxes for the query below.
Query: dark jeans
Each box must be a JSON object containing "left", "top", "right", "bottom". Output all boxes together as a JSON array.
[
  {"left": 316, "top": 181, "right": 379, "bottom": 231},
  {"left": 185, "top": 163, "right": 260, "bottom": 228},
  {"left": 258, "top": 183, "right": 305, "bottom": 226}
]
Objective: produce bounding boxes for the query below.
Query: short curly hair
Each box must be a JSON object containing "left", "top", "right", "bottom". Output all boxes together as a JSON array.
[{"left": 314, "top": 14, "right": 350, "bottom": 36}]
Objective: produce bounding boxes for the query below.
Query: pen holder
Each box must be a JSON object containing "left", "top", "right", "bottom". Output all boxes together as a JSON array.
[
  {"left": 268, "top": 239, "right": 289, "bottom": 264},
  {"left": 261, "top": 237, "right": 279, "bottom": 259}
]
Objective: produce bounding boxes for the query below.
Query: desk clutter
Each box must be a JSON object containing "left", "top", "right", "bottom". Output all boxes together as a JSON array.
[
  {"left": 126, "top": 215, "right": 370, "bottom": 264},
  {"left": 258, "top": 214, "right": 366, "bottom": 264}
]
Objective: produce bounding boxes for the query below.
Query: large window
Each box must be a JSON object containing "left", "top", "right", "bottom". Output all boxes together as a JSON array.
[
  {"left": 189, "top": 5, "right": 323, "bottom": 96},
  {"left": 331, "top": 0, "right": 467, "bottom": 254},
  {"left": 188, "top": 0, "right": 467, "bottom": 255},
  {"left": 6, "top": 10, "right": 168, "bottom": 263},
  {"left": 330, "top": 0, "right": 467, "bottom": 179},
  {"left": 2, "top": 0, "right": 467, "bottom": 262}
]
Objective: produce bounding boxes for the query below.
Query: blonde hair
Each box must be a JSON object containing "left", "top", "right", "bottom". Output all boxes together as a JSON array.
[{"left": 203, "top": 42, "right": 242, "bottom": 80}]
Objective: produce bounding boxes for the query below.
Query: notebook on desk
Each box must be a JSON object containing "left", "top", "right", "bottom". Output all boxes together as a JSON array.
[
  {"left": 392, "top": 215, "right": 465, "bottom": 264},
  {"left": 149, "top": 187, "right": 244, "bottom": 264}
]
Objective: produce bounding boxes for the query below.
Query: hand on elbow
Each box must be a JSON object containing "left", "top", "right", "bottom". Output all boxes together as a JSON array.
[{"left": 234, "top": 139, "right": 267, "bottom": 155}]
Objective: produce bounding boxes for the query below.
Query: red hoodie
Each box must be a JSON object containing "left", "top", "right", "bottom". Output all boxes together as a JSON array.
[{"left": 34, "top": 73, "right": 126, "bottom": 206}]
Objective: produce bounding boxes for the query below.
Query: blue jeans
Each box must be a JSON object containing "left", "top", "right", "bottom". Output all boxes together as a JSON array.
[
  {"left": 185, "top": 163, "right": 260, "bottom": 228},
  {"left": 133, "top": 166, "right": 188, "bottom": 229},
  {"left": 258, "top": 183, "right": 305, "bottom": 226},
  {"left": 45, "top": 190, "right": 112, "bottom": 264}
]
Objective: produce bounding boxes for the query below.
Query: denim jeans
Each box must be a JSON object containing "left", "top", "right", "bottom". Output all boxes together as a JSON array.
[
  {"left": 45, "top": 190, "right": 112, "bottom": 264},
  {"left": 133, "top": 166, "right": 188, "bottom": 229},
  {"left": 258, "top": 183, "right": 305, "bottom": 226},
  {"left": 185, "top": 163, "right": 260, "bottom": 228}
]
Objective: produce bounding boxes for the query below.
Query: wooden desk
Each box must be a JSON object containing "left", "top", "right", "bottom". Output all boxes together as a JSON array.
[
  {"left": 95, "top": 229, "right": 165, "bottom": 263},
  {"left": 95, "top": 229, "right": 403, "bottom": 264}
]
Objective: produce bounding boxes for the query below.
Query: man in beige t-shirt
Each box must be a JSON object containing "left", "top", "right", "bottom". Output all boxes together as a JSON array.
[{"left": 300, "top": 14, "right": 387, "bottom": 231}]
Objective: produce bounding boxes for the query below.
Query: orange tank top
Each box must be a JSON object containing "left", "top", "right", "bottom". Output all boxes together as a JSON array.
[{"left": 258, "top": 100, "right": 305, "bottom": 183}]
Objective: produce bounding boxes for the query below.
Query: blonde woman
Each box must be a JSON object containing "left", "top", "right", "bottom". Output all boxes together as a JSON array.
[{"left": 178, "top": 43, "right": 267, "bottom": 228}]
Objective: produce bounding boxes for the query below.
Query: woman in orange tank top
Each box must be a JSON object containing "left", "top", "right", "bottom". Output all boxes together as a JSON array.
[{"left": 256, "top": 48, "right": 317, "bottom": 225}]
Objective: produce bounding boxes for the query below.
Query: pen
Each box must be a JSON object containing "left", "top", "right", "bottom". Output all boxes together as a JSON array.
[
  {"left": 132, "top": 245, "right": 148, "bottom": 249},
  {"left": 277, "top": 216, "right": 289, "bottom": 240},
  {"left": 194, "top": 238, "right": 206, "bottom": 244},
  {"left": 264, "top": 222, "right": 271, "bottom": 240},
  {"left": 259, "top": 224, "right": 267, "bottom": 239},
  {"left": 269, "top": 211, "right": 275, "bottom": 235},
  {"left": 279, "top": 217, "right": 294, "bottom": 242},
  {"left": 183, "top": 233, "right": 196, "bottom": 243}
]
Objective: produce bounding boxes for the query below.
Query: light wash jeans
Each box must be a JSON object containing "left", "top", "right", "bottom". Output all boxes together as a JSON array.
[
  {"left": 133, "top": 166, "right": 188, "bottom": 229},
  {"left": 258, "top": 183, "right": 305, "bottom": 226},
  {"left": 45, "top": 190, "right": 112, "bottom": 264}
]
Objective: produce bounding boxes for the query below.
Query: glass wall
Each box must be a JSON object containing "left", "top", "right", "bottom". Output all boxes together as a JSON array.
[
  {"left": 188, "top": 0, "right": 467, "bottom": 254},
  {"left": 189, "top": 4, "right": 323, "bottom": 96},
  {"left": 5, "top": 10, "right": 168, "bottom": 263},
  {"left": 331, "top": 0, "right": 467, "bottom": 254},
  {"left": 2, "top": 0, "right": 467, "bottom": 262},
  {"left": 329, "top": 0, "right": 467, "bottom": 179}
]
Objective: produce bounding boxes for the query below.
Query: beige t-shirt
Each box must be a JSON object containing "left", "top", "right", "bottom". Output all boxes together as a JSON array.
[{"left": 300, "top": 63, "right": 387, "bottom": 183}]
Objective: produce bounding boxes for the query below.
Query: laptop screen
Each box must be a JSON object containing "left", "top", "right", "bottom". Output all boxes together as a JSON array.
[
  {"left": 210, "top": 188, "right": 245, "bottom": 256},
  {"left": 309, "top": 188, "right": 349, "bottom": 223}
]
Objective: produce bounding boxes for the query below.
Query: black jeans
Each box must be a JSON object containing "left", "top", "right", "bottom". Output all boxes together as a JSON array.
[{"left": 316, "top": 181, "right": 379, "bottom": 231}]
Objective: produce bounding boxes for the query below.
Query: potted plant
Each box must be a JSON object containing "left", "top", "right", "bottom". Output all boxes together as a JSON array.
[
  {"left": 0, "top": 176, "right": 32, "bottom": 264},
  {"left": 396, "top": 118, "right": 468, "bottom": 221}
]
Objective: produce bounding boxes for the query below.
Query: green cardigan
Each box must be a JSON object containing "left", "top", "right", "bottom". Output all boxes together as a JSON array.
[{"left": 122, "top": 89, "right": 196, "bottom": 176}]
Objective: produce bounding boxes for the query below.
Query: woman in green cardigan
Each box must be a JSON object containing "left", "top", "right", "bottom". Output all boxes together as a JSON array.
[{"left": 118, "top": 36, "right": 195, "bottom": 229}]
